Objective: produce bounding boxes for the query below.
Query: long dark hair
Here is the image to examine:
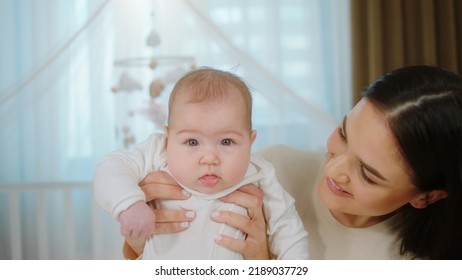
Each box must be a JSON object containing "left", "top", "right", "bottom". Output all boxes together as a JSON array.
[{"left": 363, "top": 65, "right": 462, "bottom": 259}]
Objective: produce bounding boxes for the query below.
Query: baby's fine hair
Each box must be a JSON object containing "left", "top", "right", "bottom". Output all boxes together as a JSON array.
[{"left": 168, "top": 67, "right": 253, "bottom": 129}]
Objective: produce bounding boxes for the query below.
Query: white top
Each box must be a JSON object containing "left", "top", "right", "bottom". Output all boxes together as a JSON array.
[
  {"left": 94, "top": 134, "right": 309, "bottom": 259},
  {"left": 257, "top": 144, "right": 405, "bottom": 259}
]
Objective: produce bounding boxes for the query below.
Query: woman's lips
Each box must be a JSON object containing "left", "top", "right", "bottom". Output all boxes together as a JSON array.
[
  {"left": 326, "top": 177, "right": 353, "bottom": 197},
  {"left": 200, "top": 175, "right": 220, "bottom": 187}
]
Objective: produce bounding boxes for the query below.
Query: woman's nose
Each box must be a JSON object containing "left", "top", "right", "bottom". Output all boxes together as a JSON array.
[{"left": 326, "top": 152, "right": 350, "bottom": 184}]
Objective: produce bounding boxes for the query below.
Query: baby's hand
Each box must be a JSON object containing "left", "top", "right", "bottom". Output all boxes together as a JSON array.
[{"left": 118, "top": 201, "right": 156, "bottom": 238}]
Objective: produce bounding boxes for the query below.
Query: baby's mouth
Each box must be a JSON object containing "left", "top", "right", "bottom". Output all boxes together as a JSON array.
[{"left": 200, "top": 174, "right": 221, "bottom": 187}]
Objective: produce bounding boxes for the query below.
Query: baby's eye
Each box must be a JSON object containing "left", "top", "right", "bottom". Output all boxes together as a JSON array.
[
  {"left": 221, "top": 138, "right": 234, "bottom": 146},
  {"left": 186, "top": 139, "right": 199, "bottom": 146}
]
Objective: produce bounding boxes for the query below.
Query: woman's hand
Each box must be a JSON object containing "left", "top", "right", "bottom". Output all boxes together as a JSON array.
[
  {"left": 124, "top": 173, "right": 270, "bottom": 260},
  {"left": 123, "top": 171, "right": 195, "bottom": 259},
  {"left": 139, "top": 171, "right": 195, "bottom": 233},
  {"left": 212, "top": 184, "right": 270, "bottom": 260}
]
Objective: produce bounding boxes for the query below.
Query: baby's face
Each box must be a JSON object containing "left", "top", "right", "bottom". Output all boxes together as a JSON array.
[{"left": 165, "top": 95, "right": 255, "bottom": 195}]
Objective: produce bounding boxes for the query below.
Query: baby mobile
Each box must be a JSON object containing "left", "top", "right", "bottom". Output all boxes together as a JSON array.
[{"left": 111, "top": 29, "right": 195, "bottom": 149}]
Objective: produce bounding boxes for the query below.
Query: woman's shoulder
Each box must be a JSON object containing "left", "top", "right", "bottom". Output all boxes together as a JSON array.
[
  {"left": 255, "top": 144, "right": 324, "bottom": 206},
  {"left": 256, "top": 144, "right": 325, "bottom": 178}
]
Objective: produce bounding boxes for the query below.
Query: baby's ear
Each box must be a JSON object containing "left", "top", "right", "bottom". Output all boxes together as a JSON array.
[
  {"left": 410, "top": 189, "right": 448, "bottom": 209},
  {"left": 250, "top": 130, "right": 257, "bottom": 144}
]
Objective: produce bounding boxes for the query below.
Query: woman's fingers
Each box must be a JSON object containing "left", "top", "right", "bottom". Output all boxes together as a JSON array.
[
  {"left": 122, "top": 171, "right": 195, "bottom": 258},
  {"left": 220, "top": 184, "right": 264, "bottom": 220},
  {"left": 221, "top": 184, "right": 264, "bottom": 204},
  {"left": 154, "top": 208, "right": 195, "bottom": 222},
  {"left": 214, "top": 184, "right": 269, "bottom": 259},
  {"left": 234, "top": 184, "right": 264, "bottom": 198},
  {"left": 212, "top": 210, "right": 269, "bottom": 259},
  {"left": 139, "top": 171, "right": 190, "bottom": 201},
  {"left": 211, "top": 210, "right": 255, "bottom": 234},
  {"left": 139, "top": 170, "right": 178, "bottom": 185},
  {"left": 153, "top": 208, "right": 195, "bottom": 233},
  {"left": 215, "top": 234, "right": 246, "bottom": 253},
  {"left": 141, "top": 182, "right": 190, "bottom": 201},
  {"left": 137, "top": 171, "right": 195, "bottom": 235},
  {"left": 215, "top": 234, "right": 269, "bottom": 260},
  {"left": 154, "top": 221, "right": 190, "bottom": 233}
]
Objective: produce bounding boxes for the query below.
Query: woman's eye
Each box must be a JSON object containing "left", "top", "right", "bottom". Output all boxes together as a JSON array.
[
  {"left": 337, "top": 127, "right": 347, "bottom": 143},
  {"left": 359, "top": 165, "right": 376, "bottom": 185},
  {"left": 186, "top": 139, "right": 199, "bottom": 146},
  {"left": 221, "top": 138, "right": 234, "bottom": 146}
]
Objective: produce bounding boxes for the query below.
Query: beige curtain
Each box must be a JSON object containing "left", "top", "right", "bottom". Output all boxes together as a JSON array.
[{"left": 351, "top": 0, "right": 462, "bottom": 103}]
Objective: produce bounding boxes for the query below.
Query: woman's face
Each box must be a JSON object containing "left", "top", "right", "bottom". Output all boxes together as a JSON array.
[{"left": 318, "top": 99, "right": 423, "bottom": 227}]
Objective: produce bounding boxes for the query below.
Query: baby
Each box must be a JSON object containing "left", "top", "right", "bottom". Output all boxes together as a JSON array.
[{"left": 93, "top": 67, "right": 309, "bottom": 259}]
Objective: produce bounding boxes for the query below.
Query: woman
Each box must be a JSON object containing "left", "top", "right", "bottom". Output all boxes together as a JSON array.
[{"left": 124, "top": 65, "right": 462, "bottom": 259}]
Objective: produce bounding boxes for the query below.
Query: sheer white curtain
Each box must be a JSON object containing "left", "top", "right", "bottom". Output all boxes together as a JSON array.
[
  {"left": 147, "top": 0, "right": 351, "bottom": 151},
  {"left": 0, "top": 0, "right": 121, "bottom": 259},
  {"left": 0, "top": 0, "right": 351, "bottom": 259},
  {"left": 0, "top": 0, "right": 115, "bottom": 182}
]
